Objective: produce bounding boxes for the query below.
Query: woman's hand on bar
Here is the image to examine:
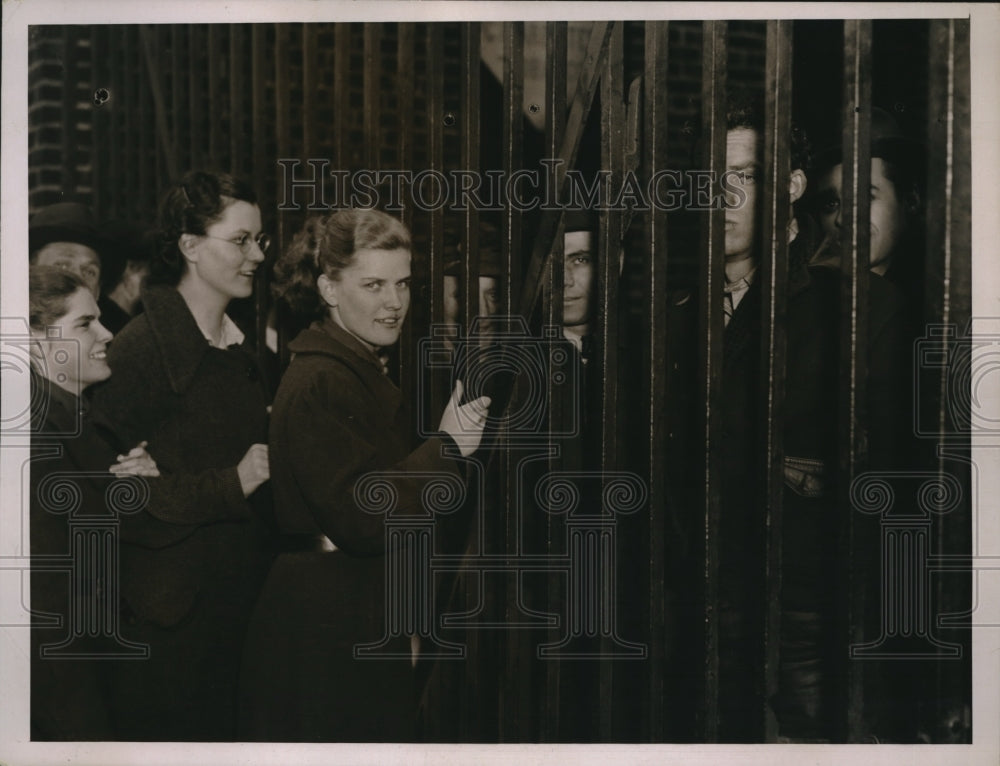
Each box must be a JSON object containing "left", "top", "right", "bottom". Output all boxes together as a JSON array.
[{"left": 438, "top": 379, "right": 491, "bottom": 458}]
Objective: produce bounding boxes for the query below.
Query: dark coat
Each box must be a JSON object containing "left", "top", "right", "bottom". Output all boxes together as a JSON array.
[
  {"left": 663, "top": 224, "right": 908, "bottom": 741},
  {"left": 29, "top": 377, "right": 119, "bottom": 741},
  {"left": 88, "top": 284, "right": 274, "bottom": 741},
  {"left": 240, "top": 317, "right": 463, "bottom": 742}
]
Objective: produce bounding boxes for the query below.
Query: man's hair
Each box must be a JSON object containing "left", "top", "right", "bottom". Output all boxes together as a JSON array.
[{"left": 725, "top": 89, "right": 811, "bottom": 174}]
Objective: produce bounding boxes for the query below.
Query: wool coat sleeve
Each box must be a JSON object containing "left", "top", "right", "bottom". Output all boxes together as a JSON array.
[
  {"left": 91, "top": 334, "right": 250, "bottom": 527},
  {"left": 278, "top": 363, "right": 462, "bottom": 557}
]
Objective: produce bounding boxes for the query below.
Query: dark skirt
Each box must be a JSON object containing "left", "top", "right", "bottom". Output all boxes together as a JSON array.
[{"left": 239, "top": 550, "right": 415, "bottom": 742}]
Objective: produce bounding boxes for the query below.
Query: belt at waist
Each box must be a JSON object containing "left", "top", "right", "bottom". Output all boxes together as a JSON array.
[{"left": 277, "top": 533, "right": 337, "bottom": 554}]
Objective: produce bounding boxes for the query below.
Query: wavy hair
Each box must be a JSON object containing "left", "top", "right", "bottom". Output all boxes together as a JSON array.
[
  {"left": 29, "top": 264, "right": 88, "bottom": 331},
  {"left": 148, "top": 170, "right": 258, "bottom": 286},
  {"left": 272, "top": 208, "right": 411, "bottom": 322}
]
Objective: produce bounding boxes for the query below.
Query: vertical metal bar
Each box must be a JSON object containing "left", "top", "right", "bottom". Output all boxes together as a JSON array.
[
  {"left": 698, "top": 19, "right": 727, "bottom": 743},
  {"left": 61, "top": 29, "right": 77, "bottom": 197},
  {"left": 758, "top": 19, "right": 792, "bottom": 743},
  {"left": 925, "top": 17, "right": 972, "bottom": 737},
  {"left": 188, "top": 25, "right": 203, "bottom": 170},
  {"left": 229, "top": 25, "right": 246, "bottom": 177},
  {"left": 250, "top": 23, "right": 268, "bottom": 362},
  {"left": 363, "top": 24, "right": 383, "bottom": 173},
  {"left": 128, "top": 25, "right": 138, "bottom": 215},
  {"left": 171, "top": 25, "right": 183, "bottom": 176},
  {"left": 542, "top": 20, "right": 567, "bottom": 743},
  {"left": 275, "top": 24, "right": 290, "bottom": 236},
  {"left": 926, "top": 19, "right": 973, "bottom": 399},
  {"left": 500, "top": 20, "right": 525, "bottom": 742},
  {"left": 501, "top": 22, "right": 525, "bottom": 317},
  {"left": 456, "top": 20, "right": 481, "bottom": 740},
  {"left": 516, "top": 22, "right": 613, "bottom": 321},
  {"left": 642, "top": 19, "right": 669, "bottom": 743},
  {"left": 302, "top": 24, "right": 318, "bottom": 164},
  {"left": 250, "top": 25, "right": 266, "bottom": 194},
  {"left": 425, "top": 22, "right": 447, "bottom": 460},
  {"left": 140, "top": 27, "right": 178, "bottom": 186},
  {"left": 333, "top": 24, "right": 351, "bottom": 174},
  {"left": 208, "top": 25, "right": 222, "bottom": 165},
  {"left": 835, "top": 18, "right": 872, "bottom": 743},
  {"left": 460, "top": 23, "right": 482, "bottom": 345},
  {"left": 270, "top": 23, "right": 291, "bottom": 360},
  {"left": 396, "top": 23, "right": 416, "bottom": 404},
  {"left": 597, "top": 19, "right": 625, "bottom": 743},
  {"left": 152, "top": 27, "right": 165, "bottom": 194},
  {"left": 137, "top": 27, "right": 150, "bottom": 216}
]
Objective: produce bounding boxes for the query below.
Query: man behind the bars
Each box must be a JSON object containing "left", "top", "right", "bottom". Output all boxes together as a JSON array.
[{"left": 665, "top": 93, "right": 848, "bottom": 742}]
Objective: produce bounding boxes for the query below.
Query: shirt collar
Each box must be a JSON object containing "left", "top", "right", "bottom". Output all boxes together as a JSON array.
[{"left": 201, "top": 313, "right": 245, "bottom": 349}]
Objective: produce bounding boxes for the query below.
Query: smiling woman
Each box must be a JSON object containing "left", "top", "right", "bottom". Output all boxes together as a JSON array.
[
  {"left": 28, "top": 265, "right": 163, "bottom": 740},
  {"left": 239, "top": 208, "right": 491, "bottom": 742},
  {"left": 88, "top": 170, "right": 275, "bottom": 741}
]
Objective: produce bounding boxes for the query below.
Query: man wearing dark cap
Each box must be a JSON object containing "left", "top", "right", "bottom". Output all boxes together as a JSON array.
[{"left": 29, "top": 202, "right": 104, "bottom": 299}]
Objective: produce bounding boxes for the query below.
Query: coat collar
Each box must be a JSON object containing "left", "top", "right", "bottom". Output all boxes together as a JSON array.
[
  {"left": 288, "top": 316, "right": 388, "bottom": 378},
  {"left": 139, "top": 284, "right": 225, "bottom": 394},
  {"left": 30, "top": 369, "right": 83, "bottom": 433}
]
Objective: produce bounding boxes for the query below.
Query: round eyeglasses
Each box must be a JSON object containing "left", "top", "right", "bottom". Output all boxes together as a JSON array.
[{"left": 200, "top": 232, "right": 272, "bottom": 254}]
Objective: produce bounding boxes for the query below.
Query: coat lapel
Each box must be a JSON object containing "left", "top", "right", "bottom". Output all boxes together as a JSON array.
[{"left": 139, "top": 285, "right": 212, "bottom": 395}]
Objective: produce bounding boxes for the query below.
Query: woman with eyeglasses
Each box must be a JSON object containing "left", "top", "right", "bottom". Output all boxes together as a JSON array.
[{"left": 90, "top": 170, "right": 275, "bottom": 741}]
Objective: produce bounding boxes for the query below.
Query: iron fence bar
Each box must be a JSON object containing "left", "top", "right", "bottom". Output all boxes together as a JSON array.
[
  {"left": 460, "top": 22, "right": 482, "bottom": 347},
  {"left": 188, "top": 25, "right": 204, "bottom": 170},
  {"left": 333, "top": 24, "right": 351, "bottom": 174},
  {"left": 697, "top": 19, "right": 727, "bottom": 743},
  {"left": 542, "top": 19, "right": 568, "bottom": 743},
  {"left": 835, "top": 18, "right": 872, "bottom": 743},
  {"left": 363, "top": 23, "right": 382, "bottom": 174},
  {"left": 925, "top": 17, "right": 973, "bottom": 741},
  {"left": 456, "top": 20, "right": 481, "bottom": 740},
  {"left": 139, "top": 26, "right": 178, "bottom": 186},
  {"left": 597, "top": 18, "right": 625, "bottom": 743},
  {"left": 208, "top": 25, "right": 222, "bottom": 165},
  {"left": 229, "top": 24, "right": 246, "bottom": 178},
  {"left": 396, "top": 23, "right": 416, "bottom": 424},
  {"left": 516, "top": 22, "right": 614, "bottom": 322},
  {"left": 641, "top": 19, "right": 670, "bottom": 743},
  {"left": 250, "top": 23, "right": 268, "bottom": 366},
  {"left": 136, "top": 27, "right": 150, "bottom": 215},
  {"left": 758, "top": 19, "right": 792, "bottom": 743},
  {"left": 426, "top": 23, "right": 446, "bottom": 421},
  {"left": 500, "top": 21, "right": 525, "bottom": 741}
]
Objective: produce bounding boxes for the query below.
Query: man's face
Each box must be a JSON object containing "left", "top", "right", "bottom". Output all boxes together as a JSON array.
[
  {"left": 563, "top": 230, "right": 595, "bottom": 334},
  {"left": 33, "top": 242, "right": 102, "bottom": 298},
  {"left": 813, "top": 157, "right": 906, "bottom": 275},
  {"left": 723, "top": 127, "right": 761, "bottom": 265}
]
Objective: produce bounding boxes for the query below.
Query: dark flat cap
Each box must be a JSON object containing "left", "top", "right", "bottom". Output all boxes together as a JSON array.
[{"left": 29, "top": 202, "right": 104, "bottom": 255}]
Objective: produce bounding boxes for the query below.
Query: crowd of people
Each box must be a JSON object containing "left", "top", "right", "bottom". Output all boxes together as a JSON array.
[{"left": 27, "top": 94, "right": 927, "bottom": 742}]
